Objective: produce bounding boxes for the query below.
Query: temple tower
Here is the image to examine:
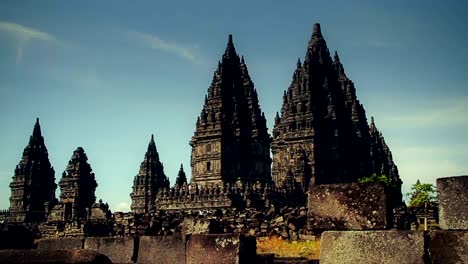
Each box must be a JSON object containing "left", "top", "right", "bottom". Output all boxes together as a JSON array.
[
  {"left": 190, "top": 35, "right": 271, "bottom": 187},
  {"left": 58, "top": 147, "right": 97, "bottom": 221},
  {"left": 8, "top": 118, "right": 57, "bottom": 223},
  {"left": 272, "top": 23, "right": 394, "bottom": 191},
  {"left": 174, "top": 164, "right": 187, "bottom": 188},
  {"left": 130, "top": 135, "right": 169, "bottom": 214}
]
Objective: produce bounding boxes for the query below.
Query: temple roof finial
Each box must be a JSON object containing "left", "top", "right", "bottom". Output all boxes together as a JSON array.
[
  {"left": 334, "top": 51, "right": 340, "bottom": 62},
  {"left": 313, "top": 23, "right": 322, "bottom": 35},
  {"left": 297, "top": 58, "right": 302, "bottom": 68},
  {"left": 224, "top": 34, "right": 237, "bottom": 59}
]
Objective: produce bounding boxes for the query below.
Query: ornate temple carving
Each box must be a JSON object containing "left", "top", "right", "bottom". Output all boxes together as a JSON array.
[
  {"left": 190, "top": 35, "right": 272, "bottom": 187},
  {"left": 272, "top": 24, "right": 401, "bottom": 197},
  {"left": 7, "top": 118, "right": 57, "bottom": 223},
  {"left": 58, "top": 147, "right": 98, "bottom": 222},
  {"left": 130, "top": 135, "right": 169, "bottom": 214}
]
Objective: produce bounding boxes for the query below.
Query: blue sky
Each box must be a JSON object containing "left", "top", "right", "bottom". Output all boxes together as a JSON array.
[{"left": 0, "top": 0, "right": 467, "bottom": 211}]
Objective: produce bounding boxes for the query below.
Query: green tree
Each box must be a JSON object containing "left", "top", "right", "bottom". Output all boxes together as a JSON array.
[
  {"left": 406, "top": 180, "right": 437, "bottom": 231},
  {"left": 406, "top": 180, "right": 437, "bottom": 208}
]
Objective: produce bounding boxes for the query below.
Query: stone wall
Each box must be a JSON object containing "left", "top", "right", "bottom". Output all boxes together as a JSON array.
[
  {"left": 186, "top": 234, "right": 256, "bottom": 264},
  {"left": 437, "top": 176, "right": 467, "bottom": 230},
  {"left": 308, "top": 183, "right": 387, "bottom": 230},
  {"left": 320, "top": 231, "right": 425, "bottom": 264},
  {"left": 320, "top": 230, "right": 468, "bottom": 264}
]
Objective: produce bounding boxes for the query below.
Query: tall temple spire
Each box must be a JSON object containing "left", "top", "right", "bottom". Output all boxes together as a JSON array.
[
  {"left": 131, "top": 134, "right": 169, "bottom": 214},
  {"left": 272, "top": 23, "right": 401, "bottom": 202},
  {"left": 8, "top": 118, "right": 56, "bottom": 223},
  {"left": 190, "top": 34, "right": 272, "bottom": 187}
]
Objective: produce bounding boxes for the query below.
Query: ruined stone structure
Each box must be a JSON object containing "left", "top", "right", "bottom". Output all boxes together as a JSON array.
[
  {"left": 130, "top": 135, "right": 170, "bottom": 214},
  {"left": 57, "top": 147, "right": 98, "bottom": 222},
  {"left": 272, "top": 24, "right": 401, "bottom": 197},
  {"left": 190, "top": 35, "right": 271, "bottom": 187},
  {"left": 7, "top": 118, "right": 57, "bottom": 223}
]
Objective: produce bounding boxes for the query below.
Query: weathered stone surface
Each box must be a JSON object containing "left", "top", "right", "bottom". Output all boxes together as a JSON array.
[
  {"left": 429, "top": 231, "right": 467, "bottom": 264},
  {"left": 0, "top": 225, "right": 34, "bottom": 249},
  {"left": 186, "top": 234, "right": 256, "bottom": 264},
  {"left": 138, "top": 236, "right": 185, "bottom": 264},
  {"left": 437, "top": 176, "right": 468, "bottom": 230},
  {"left": 183, "top": 217, "right": 212, "bottom": 235},
  {"left": 0, "top": 249, "right": 112, "bottom": 263},
  {"left": 320, "top": 231, "right": 425, "bottom": 264},
  {"left": 272, "top": 23, "right": 402, "bottom": 206},
  {"left": 37, "top": 238, "right": 84, "bottom": 250},
  {"left": 308, "top": 183, "right": 387, "bottom": 230},
  {"left": 84, "top": 237, "right": 134, "bottom": 263}
]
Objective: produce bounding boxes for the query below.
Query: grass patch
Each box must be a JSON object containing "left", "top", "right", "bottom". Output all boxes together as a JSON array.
[{"left": 257, "top": 236, "right": 320, "bottom": 259}]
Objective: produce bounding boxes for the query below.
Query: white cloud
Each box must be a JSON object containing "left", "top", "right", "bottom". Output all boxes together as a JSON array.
[
  {"left": 113, "top": 202, "right": 130, "bottom": 212},
  {"left": 127, "top": 30, "right": 202, "bottom": 64},
  {"left": 0, "top": 21, "right": 59, "bottom": 64}
]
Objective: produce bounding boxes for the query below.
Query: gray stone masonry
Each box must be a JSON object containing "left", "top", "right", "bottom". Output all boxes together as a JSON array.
[{"left": 437, "top": 176, "right": 468, "bottom": 230}]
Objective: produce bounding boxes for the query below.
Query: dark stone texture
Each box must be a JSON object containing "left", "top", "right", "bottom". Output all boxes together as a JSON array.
[
  {"left": 186, "top": 234, "right": 256, "bottom": 264},
  {"left": 437, "top": 176, "right": 468, "bottom": 230},
  {"left": 272, "top": 23, "right": 402, "bottom": 206},
  {"left": 0, "top": 249, "right": 112, "bottom": 263},
  {"left": 7, "top": 118, "right": 56, "bottom": 223},
  {"left": 428, "top": 231, "right": 467, "bottom": 264},
  {"left": 0, "top": 225, "right": 34, "bottom": 249},
  {"left": 256, "top": 253, "right": 274, "bottom": 264},
  {"left": 320, "top": 231, "right": 425, "bottom": 264},
  {"left": 308, "top": 183, "right": 387, "bottom": 230},
  {"left": 138, "top": 236, "right": 185, "bottom": 264},
  {"left": 84, "top": 237, "right": 134, "bottom": 264},
  {"left": 189, "top": 34, "right": 271, "bottom": 188},
  {"left": 37, "top": 238, "right": 84, "bottom": 250}
]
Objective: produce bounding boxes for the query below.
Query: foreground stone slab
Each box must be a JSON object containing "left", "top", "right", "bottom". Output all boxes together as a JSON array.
[
  {"left": 429, "top": 231, "right": 467, "bottom": 264},
  {"left": 437, "top": 176, "right": 468, "bottom": 230},
  {"left": 37, "top": 238, "right": 84, "bottom": 250},
  {"left": 308, "top": 183, "right": 387, "bottom": 230},
  {"left": 186, "top": 234, "right": 256, "bottom": 264},
  {"left": 138, "top": 236, "right": 185, "bottom": 264},
  {"left": 0, "top": 249, "right": 112, "bottom": 263},
  {"left": 84, "top": 237, "right": 134, "bottom": 263},
  {"left": 320, "top": 231, "right": 425, "bottom": 264}
]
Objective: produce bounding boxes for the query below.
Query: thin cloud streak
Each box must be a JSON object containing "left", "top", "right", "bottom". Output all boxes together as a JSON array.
[
  {"left": 0, "top": 21, "right": 59, "bottom": 64},
  {"left": 127, "top": 30, "right": 202, "bottom": 64},
  {"left": 383, "top": 96, "right": 468, "bottom": 127}
]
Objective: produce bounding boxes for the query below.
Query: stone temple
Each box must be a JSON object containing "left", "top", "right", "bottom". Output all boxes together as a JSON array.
[
  {"left": 190, "top": 34, "right": 272, "bottom": 187},
  {"left": 272, "top": 24, "right": 401, "bottom": 197},
  {"left": 1, "top": 23, "right": 403, "bottom": 237}
]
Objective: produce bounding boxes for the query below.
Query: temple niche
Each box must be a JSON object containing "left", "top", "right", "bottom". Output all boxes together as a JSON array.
[
  {"left": 7, "top": 118, "right": 57, "bottom": 223},
  {"left": 190, "top": 35, "right": 272, "bottom": 188},
  {"left": 272, "top": 24, "right": 402, "bottom": 204},
  {"left": 130, "top": 135, "right": 169, "bottom": 214}
]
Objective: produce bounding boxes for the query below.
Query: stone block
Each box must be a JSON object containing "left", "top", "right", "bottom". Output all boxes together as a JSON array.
[
  {"left": 84, "top": 237, "right": 135, "bottom": 263},
  {"left": 320, "top": 231, "right": 425, "bottom": 264},
  {"left": 0, "top": 249, "right": 112, "bottom": 263},
  {"left": 186, "top": 234, "right": 256, "bottom": 264},
  {"left": 37, "top": 238, "right": 84, "bottom": 250},
  {"left": 429, "top": 230, "right": 467, "bottom": 264},
  {"left": 437, "top": 176, "right": 468, "bottom": 230},
  {"left": 138, "top": 236, "right": 186, "bottom": 264},
  {"left": 183, "top": 217, "right": 212, "bottom": 236},
  {"left": 308, "top": 183, "right": 387, "bottom": 230}
]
